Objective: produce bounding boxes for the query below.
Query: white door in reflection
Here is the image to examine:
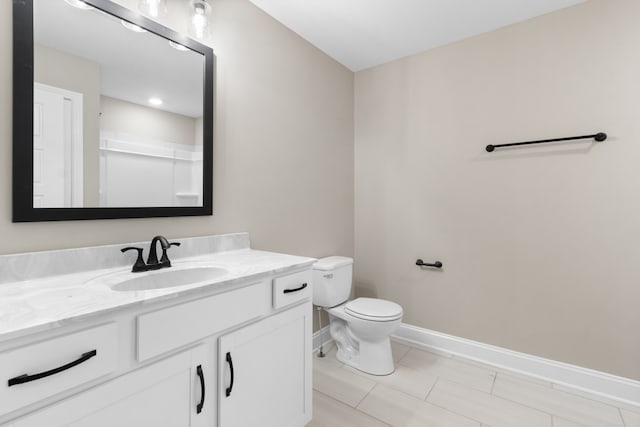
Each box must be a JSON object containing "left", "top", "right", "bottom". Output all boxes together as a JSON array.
[{"left": 33, "top": 83, "right": 83, "bottom": 208}]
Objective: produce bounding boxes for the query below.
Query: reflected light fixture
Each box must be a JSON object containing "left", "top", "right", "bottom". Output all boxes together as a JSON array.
[
  {"left": 169, "top": 41, "right": 190, "bottom": 52},
  {"left": 189, "top": 0, "right": 211, "bottom": 40},
  {"left": 63, "top": 0, "right": 94, "bottom": 10},
  {"left": 121, "top": 20, "right": 148, "bottom": 33},
  {"left": 138, "top": 0, "right": 167, "bottom": 19},
  {"left": 148, "top": 97, "right": 163, "bottom": 106}
]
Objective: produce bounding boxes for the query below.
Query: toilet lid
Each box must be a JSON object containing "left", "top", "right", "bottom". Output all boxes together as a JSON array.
[{"left": 345, "top": 298, "right": 403, "bottom": 321}]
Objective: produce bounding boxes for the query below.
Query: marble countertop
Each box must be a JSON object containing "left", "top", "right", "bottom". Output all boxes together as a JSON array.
[{"left": 0, "top": 240, "right": 316, "bottom": 343}]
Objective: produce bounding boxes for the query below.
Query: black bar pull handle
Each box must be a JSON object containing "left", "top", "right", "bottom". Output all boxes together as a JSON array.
[
  {"left": 283, "top": 283, "right": 308, "bottom": 294},
  {"left": 8, "top": 350, "right": 97, "bottom": 387},
  {"left": 225, "top": 352, "right": 234, "bottom": 397},
  {"left": 196, "top": 365, "right": 205, "bottom": 414},
  {"left": 416, "top": 259, "right": 443, "bottom": 268}
]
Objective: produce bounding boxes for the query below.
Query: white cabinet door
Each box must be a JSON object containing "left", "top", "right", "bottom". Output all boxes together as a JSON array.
[
  {"left": 218, "top": 302, "right": 312, "bottom": 427},
  {"left": 15, "top": 345, "right": 214, "bottom": 427}
]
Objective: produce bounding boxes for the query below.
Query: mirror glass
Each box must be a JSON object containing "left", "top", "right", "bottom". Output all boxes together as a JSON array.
[{"left": 13, "top": 0, "right": 213, "bottom": 221}]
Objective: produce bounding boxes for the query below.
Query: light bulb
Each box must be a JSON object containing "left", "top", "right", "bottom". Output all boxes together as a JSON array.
[
  {"left": 192, "top": 13, "right": 206, "bottom": 39},
  {"left": 138, "top": 0, "right": 167, "bottom": 19},
  {"left": 189, "top": 1, "right": 210, "bottom": 40}
]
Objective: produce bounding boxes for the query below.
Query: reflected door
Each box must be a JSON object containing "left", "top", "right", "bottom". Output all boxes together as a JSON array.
[
  {"left": 33, "top": 83, "right": 83, "bottom": 208},
  {"left": 33, "top": 86, "right": 65, "bottom": 207}
]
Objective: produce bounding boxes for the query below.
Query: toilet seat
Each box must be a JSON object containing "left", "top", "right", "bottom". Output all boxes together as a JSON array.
[{"left": 345, "top": 298, "right": 403, "bottom": 322}]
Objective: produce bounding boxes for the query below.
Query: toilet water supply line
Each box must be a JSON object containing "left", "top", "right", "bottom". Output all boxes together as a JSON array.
[{"left": 317, "top": 307, "right": 326, "bottom": 358}]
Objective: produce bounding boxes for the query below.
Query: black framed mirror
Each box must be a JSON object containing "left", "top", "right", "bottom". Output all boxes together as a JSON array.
[{"left": 13, "top": 0, "right": 214, "bottom": 222}]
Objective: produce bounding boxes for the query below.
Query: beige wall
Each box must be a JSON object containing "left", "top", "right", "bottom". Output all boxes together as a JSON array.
[
  {"left": 7, "top": 0, "right": 637, "bottom": 381},
  {"left": 355, "top": 0, "right": 640, "bottom": 380},
  {"left": 34, "top": 45, "right": 101, "bottom": 206},
  {"left": 1, "top": 0, "right": 354, "bottom": 274},
  {"left": 100, "top": 95, "right": 198, "bottom": 145}
]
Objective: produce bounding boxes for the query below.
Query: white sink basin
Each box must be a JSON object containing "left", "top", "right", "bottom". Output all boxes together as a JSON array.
[{"left": 102, "top": 265, "right": 229, "bottom": 292}]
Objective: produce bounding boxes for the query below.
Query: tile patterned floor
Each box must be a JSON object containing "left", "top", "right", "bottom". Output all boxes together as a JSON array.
[{"left": 308, "top": 341, "right": 640, "bottom": 427}]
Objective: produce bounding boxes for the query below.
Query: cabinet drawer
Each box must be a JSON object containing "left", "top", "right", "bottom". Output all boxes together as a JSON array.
[
  {"left": 272, "top": 270, "right": 312, "bottom": 309},
  {"left": 137, "top": 281, "right": 271, "bottom": 361},
  {"left": 13, "top": 346, "right": 208, "bottom": 427},
  {"left": 0, "top": 323, "right": 118, "bottom": 417}
]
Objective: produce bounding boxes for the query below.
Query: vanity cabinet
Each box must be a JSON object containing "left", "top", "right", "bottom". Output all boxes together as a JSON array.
[
  {"left": 1, "top": 267, "right": 312, "bottom": 427},
  {"left": 13, "top": 345, "right": 212, "bottom": 427},
  {"left": 137, "top": 280, "right": 271, "bottom": 362},
  {"left": 218, "top": 302, "right": 312, "bottom": 427}
]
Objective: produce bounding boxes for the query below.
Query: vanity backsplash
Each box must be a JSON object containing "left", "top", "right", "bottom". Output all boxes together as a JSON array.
[{"left": 0, "top": 233, "right": 250, "bottom": 285}]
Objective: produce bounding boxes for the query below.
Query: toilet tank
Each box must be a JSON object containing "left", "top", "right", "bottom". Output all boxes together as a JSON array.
[{"left": 312, "top": 256, "right": 353, "bottom": 308}]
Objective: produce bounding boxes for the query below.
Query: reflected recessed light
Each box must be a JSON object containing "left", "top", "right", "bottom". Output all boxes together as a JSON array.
[
  {"left": 169, "top": 41, "right": 190, "bottom": 52},
  {"left": 63, "top": 0, "right": 94, "bottom": 10},
  {"left": 120, "top": 20, "right": 147, "bottom": 33},
  {"left": 149, "top": 98, "right": 163, "bottom": 106}
]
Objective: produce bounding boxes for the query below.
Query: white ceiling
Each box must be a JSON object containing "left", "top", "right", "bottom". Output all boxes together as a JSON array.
[
  {"left": 248, "top": 0, "right": 587, "bottom": 71},
  {"left": 35, "top": 0, "right": 204, "bottom": 118}
]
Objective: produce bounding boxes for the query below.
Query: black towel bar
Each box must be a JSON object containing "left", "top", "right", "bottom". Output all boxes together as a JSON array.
[{"left": 486, "top": 132, "right": 606, "bottom": 152}]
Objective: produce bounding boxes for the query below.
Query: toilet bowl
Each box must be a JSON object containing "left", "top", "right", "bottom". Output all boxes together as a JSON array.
[
  {"left": 326, "top": 298, "right": 402, "bottom": 375},
  {"left": 312, "top": 257, "right": 403, "bottom": 375}
]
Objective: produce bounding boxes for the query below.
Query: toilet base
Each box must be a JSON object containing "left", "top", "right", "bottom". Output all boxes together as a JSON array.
[
  {"left": 325, "top": 301, "right": 402, "bottom": 376},
  {"left": 327, "top": 307, "right": 398, "bottom": 376},
  {"left": 335, "top": 337, "right": 395, "bottom": 376}
]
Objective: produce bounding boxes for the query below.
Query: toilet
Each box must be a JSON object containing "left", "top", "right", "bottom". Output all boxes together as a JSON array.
[{"left": 312, "top": 256, "right": 403, "bottom": 375}]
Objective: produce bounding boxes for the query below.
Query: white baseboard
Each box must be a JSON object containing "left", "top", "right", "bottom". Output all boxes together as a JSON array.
[{"left": 393, "top": 323, "right": 640, "bottom": 406}]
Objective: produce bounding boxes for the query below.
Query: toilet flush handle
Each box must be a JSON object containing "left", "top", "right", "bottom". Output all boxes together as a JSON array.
[{"left": 323, "top": 273, "right": 333, "bottom": 279}]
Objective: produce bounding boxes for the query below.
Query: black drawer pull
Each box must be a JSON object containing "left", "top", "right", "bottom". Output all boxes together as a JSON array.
[
  {"left": 196, "top": 365, "right": 205, "bottom": 414},
  {"left": 225, "top": 352, "right": 234, "bottom": 397},
  {"left": 283, "top": 283, "right": 308, "bottom": 294},
  {"left": 8, "top": 350, "right": 97, "bottom": 387}
]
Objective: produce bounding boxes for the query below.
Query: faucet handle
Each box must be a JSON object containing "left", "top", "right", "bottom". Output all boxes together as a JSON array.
[
  {"left": 160, "top": 242, "right": 181, "bottom": 267},
  {"left": 121, "top": 247, "right": 147, "bottom": 273}
]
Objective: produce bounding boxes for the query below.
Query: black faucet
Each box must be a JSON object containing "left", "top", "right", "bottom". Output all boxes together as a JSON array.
[
  {"left": 146, "top": 235, "right": 181, "bottom": 270},
  {"left": 121, "top": 247, "right": 148, "bottom": 273},
  {"left": 121, "top": 236, "right": 181, "bottom": 273}
]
